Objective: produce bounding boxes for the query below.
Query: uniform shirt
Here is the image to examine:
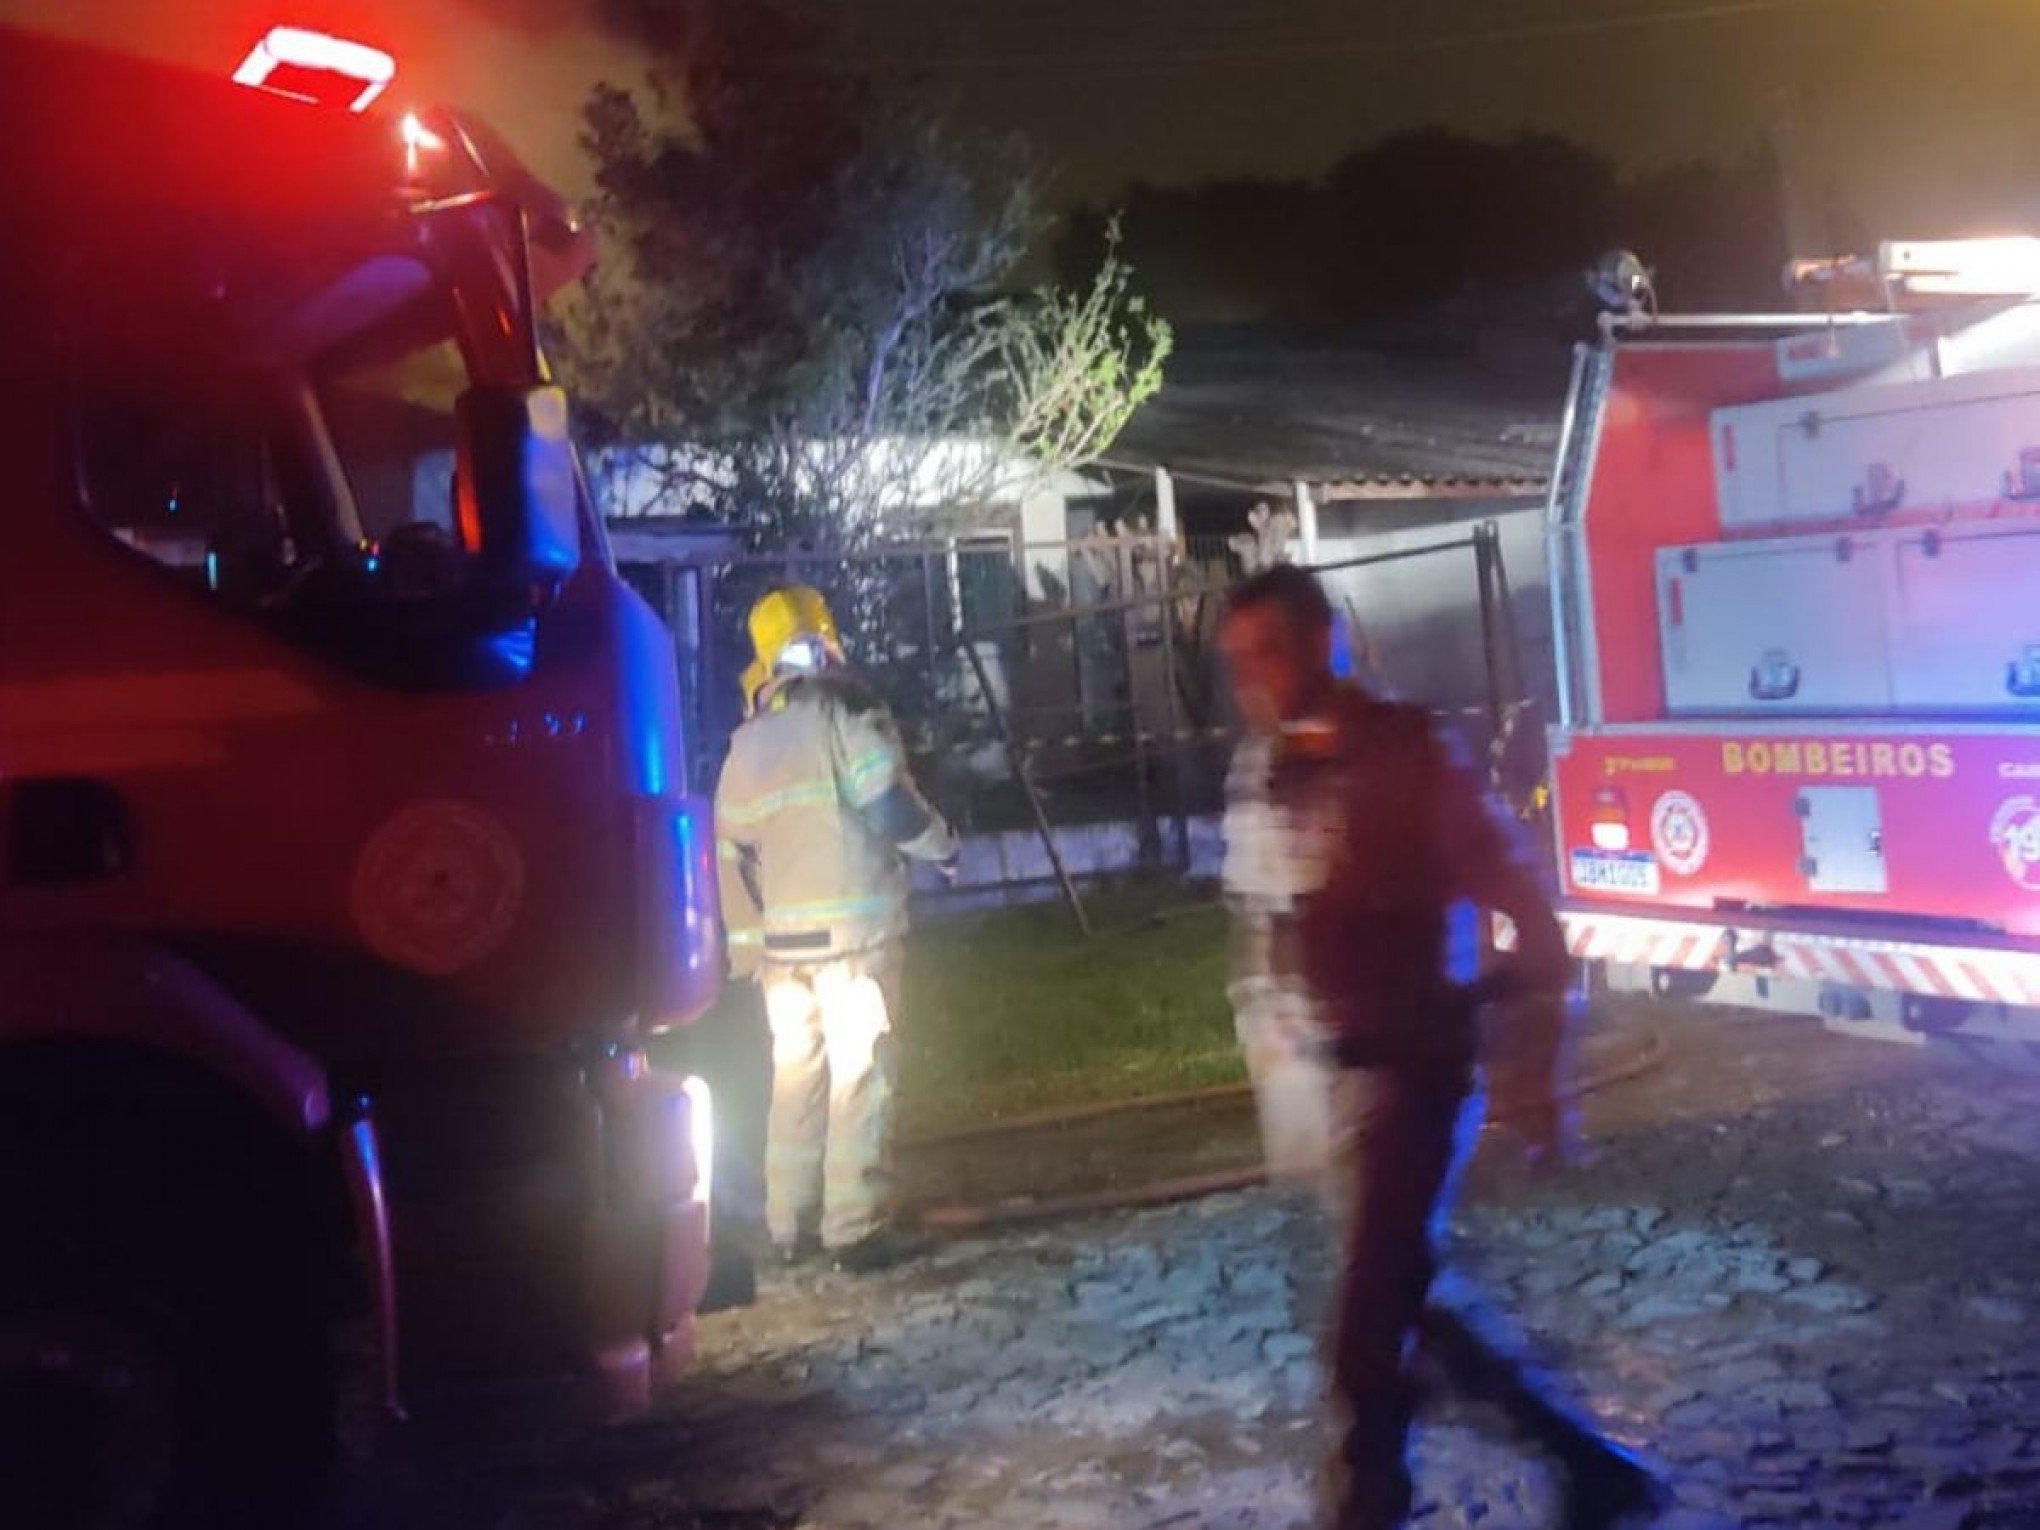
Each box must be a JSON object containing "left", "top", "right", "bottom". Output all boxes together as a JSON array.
[
  {"left": 1222, "top": 727, "right": 1347, "bottom": 1012},
  {"left": 716, "top": 674, "right": 955, "bottom": 966},
  {"left": 1227, "top": 685, "right": 1564, "bottom": 1068}
]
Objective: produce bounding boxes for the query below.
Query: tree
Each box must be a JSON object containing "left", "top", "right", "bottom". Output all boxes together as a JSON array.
[
  {"left": 1623, "top": 148, "right": 1789, "bottom": 312},
  {"left": 1053, "top": 129, "right": 1792, "bottom": 333},
  {"left": 562, "top": 0, "right": 1172, "bottom": 553},
  {"left": 995, "top": 218, "right": 1171, "bottom": 478}
]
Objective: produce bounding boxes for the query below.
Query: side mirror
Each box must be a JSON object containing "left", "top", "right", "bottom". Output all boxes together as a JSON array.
[{"left": 454, "top": 385, "right": 582, "bottom": 586}]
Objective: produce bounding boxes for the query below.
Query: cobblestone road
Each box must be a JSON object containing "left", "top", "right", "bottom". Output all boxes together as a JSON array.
[{"left": 352, "top": 1011, "right": 2040, "bottom": 1529}]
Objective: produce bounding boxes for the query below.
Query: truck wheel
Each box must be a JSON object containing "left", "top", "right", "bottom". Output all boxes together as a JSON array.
[
  {"left": 1649, "top": 966, "right": 1718, "bottom": 1002},
  {"left": 699, "top": 1236, "right": 759, "bottom": 1314},
  {"left": 1901, "top": 993, "right": 1974, "bottom": 1037},
  {"left": 0, "top": 1087, "right": 336, "bottom": 1530}
]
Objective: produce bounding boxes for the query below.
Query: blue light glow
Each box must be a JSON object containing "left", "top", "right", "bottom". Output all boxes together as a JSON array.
[
  {"left": 1444, "top": 899, "right": 1480, "bottom": 984},
  {"left": 350, "top": 1115, "right": 382, "bottom": 1184},
  {"left": 1331, "top": 613, "right": 1355, "bottom": 679},
  {"left": 484, "top": 622, "right": 538, "bottom": 679},
  {"left": 621, "top": 618, "right": 671, "bottom": 797}
]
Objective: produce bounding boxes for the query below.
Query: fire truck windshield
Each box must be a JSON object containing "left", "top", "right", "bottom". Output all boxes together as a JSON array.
[{"left": 68, "top": 263, "right": 575, "bottom": 687}]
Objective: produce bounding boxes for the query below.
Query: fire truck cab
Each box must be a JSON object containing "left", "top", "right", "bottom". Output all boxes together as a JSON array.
[
  {"left": 1546, "top": 238, "right": 2040, "bottom": 1054},
  {"left": 0, "top": 26, "right": 720, "bottom": 1527}
]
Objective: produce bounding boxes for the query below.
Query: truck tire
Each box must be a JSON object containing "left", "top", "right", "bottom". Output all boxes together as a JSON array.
[
  {"left": 0, "top": 1067, "right": 336, "bottom": 1530},
  {"left": 699, "top": 1233, "right": 759, "bottom": 1314}
]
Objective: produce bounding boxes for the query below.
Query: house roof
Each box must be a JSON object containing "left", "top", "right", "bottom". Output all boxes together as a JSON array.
[
  {"left": 1308, "top": 473, "right": 1550, "bottom": 502},
  {"left": 1105, "top": 330, "right": 1566, "bottom": 493}
]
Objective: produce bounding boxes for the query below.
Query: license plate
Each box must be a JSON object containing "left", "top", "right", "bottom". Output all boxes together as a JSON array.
[{"left": 1570, "top": 849, "right": 1662, "bottom": 896}]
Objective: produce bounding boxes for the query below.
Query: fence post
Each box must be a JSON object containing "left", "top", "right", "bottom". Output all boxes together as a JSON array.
[
  {"left": 1154, "top": 466, "right": 1179, "bottom": 544},
  {"left": 1160, "top": 576, "right": 1194, "bottom": 872},
  {"left": 1293, "top": 480, "right": 1320, "bottom": 562},
  {"left": 920, "top": 549, "right": 941, "bottom": 703},
  {"left": 1120, "top": 538, "right": 1160, "bottom": 863},
  {"left": 1473, "top": 524, "right": 1507, "bottom": 770},
  {"left": 1482, "top": 520, "right": 1535, "bottom": 809},
  {"left": 944, "top": 537, "right": 965, "bottom": 644},
  {"left": 696, "top": 562, "right": 721, "bottom": 790},
  {"left": 1072, "top": 542, "right": 1092, "bottom": 734},
  {"left": 1485, "top": 520, "right": 1529, "bottom": 709}
]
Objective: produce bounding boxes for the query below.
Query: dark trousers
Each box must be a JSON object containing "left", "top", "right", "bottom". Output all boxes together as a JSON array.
[{"left": 1329, "top": 1063, "right": 1620, "bottom": 1529}]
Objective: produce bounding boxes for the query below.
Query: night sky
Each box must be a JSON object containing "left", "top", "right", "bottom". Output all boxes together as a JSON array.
[{"left": 8, "top": 0, "right": 2039, "bottom": 242}]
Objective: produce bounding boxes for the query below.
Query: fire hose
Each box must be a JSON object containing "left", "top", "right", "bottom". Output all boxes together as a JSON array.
[{"left": 910, "top": 1019, "right": 1667, "bottom": 1234}]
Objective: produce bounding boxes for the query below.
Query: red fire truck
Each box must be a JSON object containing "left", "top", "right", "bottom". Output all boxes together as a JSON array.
[
  {"left": 0, "top": 24, "right": 720, "bottom": 1527},
  {"left": 1546, "top": 239, "right": 2040, "bottom": 1052}
]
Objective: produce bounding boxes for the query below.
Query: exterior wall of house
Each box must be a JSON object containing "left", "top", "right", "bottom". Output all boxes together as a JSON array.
[{"left": 1312, "top": 496, "right": 1552, "bottom": 729}]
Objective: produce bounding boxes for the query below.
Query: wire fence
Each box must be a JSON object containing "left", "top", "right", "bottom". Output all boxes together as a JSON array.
[{"left": 616, "top": 525, "right": 1541, "bottom": 908}]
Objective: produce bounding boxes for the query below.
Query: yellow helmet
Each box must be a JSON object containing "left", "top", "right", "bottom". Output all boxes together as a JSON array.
[{"left": 740, "top": 585, "right": 842, "bottom": 711}]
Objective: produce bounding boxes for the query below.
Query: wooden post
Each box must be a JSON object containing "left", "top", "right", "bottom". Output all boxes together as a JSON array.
[{"left": 1154, "top": 465, "right": 1179, "bottom": 544}]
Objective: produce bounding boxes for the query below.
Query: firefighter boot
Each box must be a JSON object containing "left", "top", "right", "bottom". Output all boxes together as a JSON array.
[
  {"left": 831, "top": 1228, "right": 914, "bottom": 1275},
  {"left": 773, "top": 1232, "right": 823, "bottom": 1268}
]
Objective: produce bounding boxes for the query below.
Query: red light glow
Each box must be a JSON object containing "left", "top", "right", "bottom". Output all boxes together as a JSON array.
[{"left": 401, "top": 111, "right": 446, "bottom": 175}]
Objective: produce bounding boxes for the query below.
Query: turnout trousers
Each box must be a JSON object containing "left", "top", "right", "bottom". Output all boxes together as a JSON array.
[{"left": 761, "top": 946, "right": 902, "bottom": 1252}]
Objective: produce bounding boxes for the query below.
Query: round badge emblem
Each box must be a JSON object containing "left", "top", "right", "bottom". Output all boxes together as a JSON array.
[
  {"left": 1990, "top": 796, "right": 2040, "bottom": 892},
  {"left": 350, "top": 800, "right": 526, "bottom": 976},
  {"left": 1650, "top": 791, "right": 1711, "bottom": 877}
]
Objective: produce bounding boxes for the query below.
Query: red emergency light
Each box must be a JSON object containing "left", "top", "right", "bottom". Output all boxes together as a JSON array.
[
  {"left": 1589, "top": 787, "right": 1633, "bottom": 852},
  {"left": 232, "top": 26, "right": 394, "bottom": 113}
]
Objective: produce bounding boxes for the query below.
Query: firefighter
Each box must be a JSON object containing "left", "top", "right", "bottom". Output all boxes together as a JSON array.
[
  {"left": 1215, "top": 564, "right": 1663, "bottom": 1530},
  {"left": 715, "top": 586, "right": 957, "bottom": 1273}
]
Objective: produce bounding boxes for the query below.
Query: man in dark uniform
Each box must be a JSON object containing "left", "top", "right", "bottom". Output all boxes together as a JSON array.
[{"left": 1217, "top": 564, "right": 1663, "bottom": 1530}]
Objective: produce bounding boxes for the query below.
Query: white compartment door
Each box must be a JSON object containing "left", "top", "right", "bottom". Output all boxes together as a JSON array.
[
  {"left": 1658, "top": 537, "right": 1895, "bottom": 714},
  {"left": 1796, "top": 786, "right": 1889, "bottom": 896},
  {"left": 1713, "top": 366, "right": 2040, "bottom": 531},
  {"left": 1889, "top": 525, "right": 2040, "bottom": 711}
]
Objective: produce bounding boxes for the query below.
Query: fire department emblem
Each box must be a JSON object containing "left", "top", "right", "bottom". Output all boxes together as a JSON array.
[
  {"left": 351, "top": 801, "right": 526, "bottom": 976},
  {"left": 1990, "top": 796, "right": 2040, "bottom": 891},
  {"left": 1650, "top": 791, "right": 1711, "bottom": 877}
]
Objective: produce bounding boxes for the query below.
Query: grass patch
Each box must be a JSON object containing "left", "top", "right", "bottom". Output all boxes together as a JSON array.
[
  {"left": 648, "top": 881, "right": 1245, "bottom": 1148},
  {"left": 895, "top": 884, "right": 1243, "bottom": 1138}
]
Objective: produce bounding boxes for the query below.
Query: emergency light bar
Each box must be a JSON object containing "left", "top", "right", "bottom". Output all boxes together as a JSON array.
[
  {"left": 232, "top": 26, "right": 394, "bottom": 113},
  {"left": 1788, "top": 238, "right": 2040, "bottom": 305},
  {"left": 1879, "top": 238, "right": 2040, "bottom": 298}
]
